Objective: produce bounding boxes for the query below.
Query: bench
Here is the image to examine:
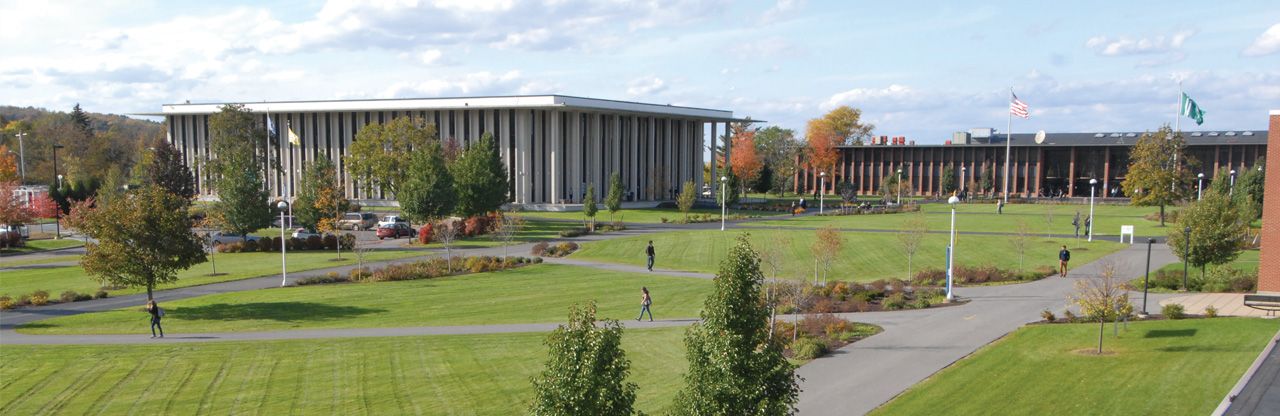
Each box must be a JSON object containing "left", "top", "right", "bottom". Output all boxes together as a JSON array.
[{"left": 1243, "top": 294, "right": 1280, "bottom": 316}]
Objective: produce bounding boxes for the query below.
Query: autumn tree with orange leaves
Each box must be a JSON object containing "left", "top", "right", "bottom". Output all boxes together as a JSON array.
[
  {"left": 730, "top": 128, "right": 763, "bottom": 196},
  {"left": 805, "top": 118, "right": 840, "bottom": 194}
]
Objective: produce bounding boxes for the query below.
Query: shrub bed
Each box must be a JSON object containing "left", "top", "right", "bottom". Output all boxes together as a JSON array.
[
  {"left": 659, "top": 213, "right": 758, "bottom": 224},
  {"left": 771, "top": 279, "right": 947, "bottom": 315},
  {"left": 217, "top": 234, "right": 356, "bottom": 253},
  {"left": 295, "top": 255, "right": 543, "bottom": 286},
  {"left": 815, "top": 203, "right": 921, "bottom": 216},
  {"left": 1, "top": 288, "right": 102, "bottom": 310},
  {"left": 1129, "top": 266, "right": 1257, "bottom": 293},
  {"left": 774, "top": 314, "right": 881, "bottom": 360},
  {"left": 912, "top": 265, "right": 1054, "bottom": 287},
  {"left": 530, "top": 242, "right": 578, "bottom": 257}
]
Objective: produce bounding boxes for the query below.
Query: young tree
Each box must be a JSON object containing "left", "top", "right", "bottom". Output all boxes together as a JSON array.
[
  {"left": 1167, "top": 188, "right": 1247, "bottom": 280},
  {"left": 1010, "top": 220, "right": 1032, "bottom": 271},
  {"left": 677, "top": 180, "right": 697, "bottom": 221},
  {"left": 811, "top": 226, "right": 843, "bottom": 284},
  {"left": 1122, "top": 126, "right": 1193, "bottom": 225},
  {"left": 897, "top": 211, "right": 927, "bottom": 279},
  {"left": 673, "top": 235, "right": 799, "bottom": 415},
  {"left": 1069, "top": 263, "right": 1128, "bottom": 354},
  {"left": 605, "top": 171, "right": 623, "bottom": 223},
  {"left": 398, "top": 140, "right": 455, "bottom": 223},
  {"left": 755, "top": 234, "right": 793, "bottom": 338},
  {"left": 346, "top": 116, "right": 436, "bottom": 199},
  {"left": 143, "top": 138, "right": 196, "bottom": 202},
  {"left": 529, "top": 302, "right": 637, "bottom": 416},
  {"left": 491, "top": 210, "right": 524, "bottom": 259},
  {"left": 822, "top": 105, "right": 875, "bottom": 146},
  {"left": 1044, "top": 204, "right": 1056, "bottom": 240},
  {"left": 293, "top": 156, "right": 349, "bottom": 232},
  {"left": 435, "top": 221, "right": 460, "bottom": 273},
  {"left": 979, "top": 162, "right": 994, "bottom": 196},
  {"left": 70, "top": 186, "right": 206, "bottom": 300},
  {"left": 582, "top": 184, "right": 598, "bottom": 230},
  {"left": 451, "top": 133, "right": 510, "bottom": 216},
  {"left": 940, "top": 165, "right": 958, "bottom": 196},
  {"left": 878, "top": 174, "right": 901, "bottom": 203},
  {"left": 206, "top": 104, "right": 273, "bottom": 238},
  {"left": 1237, "top": 157, "right": 1265, "bottom": 212},
  {"left": 754, "top": 126, "right": 800, "bottom": 196}
]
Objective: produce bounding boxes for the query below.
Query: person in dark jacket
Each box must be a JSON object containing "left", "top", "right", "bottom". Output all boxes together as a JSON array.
[
  {"left": 645, "top": 241, "right": 655, "bottom": 271},
  {"left": 1058, "top": 245, "right": 1071, "bottom": 277},
  {"left": 146, "top": 299, "right": 164, "bottom": 338}
]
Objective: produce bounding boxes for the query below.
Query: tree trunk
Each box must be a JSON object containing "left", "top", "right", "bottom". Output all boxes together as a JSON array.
[
  {"left": 146, "top": 280, "right": 154, "bottom": 301},
  {"left": 1097, "top": 319, "right": 1105, "bottom": 354},
  {"left": 907, "top": 255, "right": 913, "bottom": 280},
  {"left": 1159, "top": 204, "right": 1166, "bottom": 226}
]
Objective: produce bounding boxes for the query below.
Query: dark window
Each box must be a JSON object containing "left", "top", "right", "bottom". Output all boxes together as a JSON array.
[
  {"left": 508, "top": 109, "right": 515, "bottom": 201},
  {"left": 448, "top": 110, "right": 456, "bottom": 143},
  {"left": 541, "top": 110, "right": 548, "bottom": 202},
  {"left": 464, "top": 110, "right": 471, "bottom": 144},
  {"left": 478, "top": 110, "right": 485, "bottom": 136}
]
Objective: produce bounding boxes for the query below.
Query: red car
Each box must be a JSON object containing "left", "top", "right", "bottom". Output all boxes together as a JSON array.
[{"left": 376, "top": 222, "right": 415, "bottom": 239}]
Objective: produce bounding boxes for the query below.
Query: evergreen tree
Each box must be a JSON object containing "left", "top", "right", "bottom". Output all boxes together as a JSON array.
[
  {"left": 451, "top": 133, "right": 509, "bottom": 216},
  {"left": 144, "top": 138, "right": 196, "bottom": 202},
  {"left": 940, "top": 165, "right": 958, "bottom": 196},
  {"left": 673, "top": 235, "right": 799, "bottom": 415},
  {"left": 206, "top": 104, "right": 272, "bottom": 237},
  {"left": 753, "top": 164, "right": 774, "bottom": 194},
  {"left": 70, "top": 103, "right": 93, "bottom": 138},
  {"left": 605, "top": 171, "right": 623, "bottom": 223},
  {"left": 399, "top": 140, "right": 455, "bottom": 223},
  {"left": 529, "top": 302, "right": 637, "bottom": 416},
  {"left": 293, "top": 156, "right": 348, "bottom": 231}
]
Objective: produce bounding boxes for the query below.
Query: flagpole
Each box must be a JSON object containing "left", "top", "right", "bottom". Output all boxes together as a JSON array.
[
  {"left": 1175, "top": 80, "right": 1182, "bottom": 133},
  {"left": 1003, "top": 87, "right": 1012, "bottom": 204}
]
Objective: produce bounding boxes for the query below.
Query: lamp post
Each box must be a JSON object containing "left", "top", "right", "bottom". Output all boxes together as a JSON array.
[
  {"left": 52, "top": 144, "right": 64, "bottom": 240},
  {"left": 277, "top": 200, "right": 290, "bottom": 287},
  {"left": 1141, "top": 237, "right": 1154, "bottom": 317},
  {"left": 1229, "top": 169, "right": 1237, "bottom": 196},
  {"left": 896, "top": 168, "right": 903, "bottom": 205},
  {"left": 720, "top": 176, "right": 727, "bottom": 231},
  {"left": 818, "top": 171, "right": 826, "bottom": 214},
  {"left": 14, "top": 132, "right": 26, "bottom": 183},
  {"left": 946, "top": 195, "right": 960, "bottom": 302},
  {"left": 1196, "top": 173, "right": 1204, "bottom": 200},
  {"left": 1182, "top": 226, "right": 1191, "bottom": 291},
  {"left": 960, "top": 166, "right": 966, "bottom": 198},
  {"left": 1087, "top": 178, "right": 1097, "bottom": 242}
]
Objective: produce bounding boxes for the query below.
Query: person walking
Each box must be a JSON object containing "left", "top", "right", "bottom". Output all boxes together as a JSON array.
[
  {"left": 790, "top": 201, "right": 797, "bottom": 216},
  {"left": 1084, "top": 216, "right": 1092, "bottom": 238},
  {"left": 637, "top": 287, "right": 653, "bottom": 321},
  {"left": 1058, "top": 245, "right": 1071, "bottom": 277},
  {"left": 645, "top": 241, "right": 655, "bottom": 272},
  {"left": 1072, "top": 211, "right": 1081, "bottom": 238},
  {"left": 996, "top": 199, "right": 1004, "bottom": 215},
  {"left": 145, "top": 299, "right": 165, "bottom": 338}
]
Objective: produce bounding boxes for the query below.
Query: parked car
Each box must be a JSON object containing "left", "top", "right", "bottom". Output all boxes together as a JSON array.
[
  {"left": 271, "top": 215, "right": 296, "bottom": 228},
  {"left": 205, "top": 232, "right": 261, "bottom": 247},
  {"left": 377, "top": 214, "right": 407, "bottom": 227},
  {"left": 291, "top": 228, "right": 324, "bottom": 239},
  {"left": 337, "top": 212, "right": 378, "bottom": 231},
  {"left": 376, "top": 222, "right": 415, "bottom": 240}
]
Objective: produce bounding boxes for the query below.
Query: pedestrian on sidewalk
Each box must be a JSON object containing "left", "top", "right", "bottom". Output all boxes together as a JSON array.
[
  {"left": 1058, "top": 245, "right": 1071, "bottom": 277},
  {"left": 145, "top": 299, "right": 165, "bottom": 338},
  {"left": 790, "top": 201, "right": 797, "bottom": 216},
  {"left": 1084, "top": 216, "right": 1092, "bottom": 238},
  {"left": 996, "top": 199, "right": 1004, "bottom": 215},
  {"left": 645, "top": 241, "right": 655, "bottom": 271},
  {"left": 1072, "top": 211, "right": 1081, "bottom": 238},
  {"left": 637, "top": 287, "right": 653, "bottom": 321}
]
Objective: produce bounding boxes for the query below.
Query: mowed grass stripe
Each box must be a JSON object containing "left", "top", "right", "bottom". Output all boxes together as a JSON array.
[{"left": 37, "top": 357, "right": 114, "bottom": 415}]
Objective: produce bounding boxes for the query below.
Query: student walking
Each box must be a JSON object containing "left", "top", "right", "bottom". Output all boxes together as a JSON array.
[
  {"left": 1072, "top": 211, "right": 1081, "bottom": 238},
  {"left": 146, "top": 299, "right": 165, "bottom": 338},
  {"left": 637, "top": 287, "right": 653, "bottom": 321},
  {"left": 996, "top": 199, "right": 1004, "bottom": 215},
  {"left": 1058, "top": 245, "right": 1071, "bottom": 277},
  {"left": 645, "top": 241, "right": 655, "bottom": 271},
  {"left": 1084, "top": 216, "right": 1092, "bottom": 238}
]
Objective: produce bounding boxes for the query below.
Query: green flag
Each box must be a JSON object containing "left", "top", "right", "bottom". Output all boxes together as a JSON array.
[{"left": 1180, "top": 92, "right": 1205, "bottom": 126}]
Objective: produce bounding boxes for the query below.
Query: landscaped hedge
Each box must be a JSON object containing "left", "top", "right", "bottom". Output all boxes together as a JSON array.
[
  {"left": 0, "top": 289, "right": 108, "bottom": 310},
  {"left": 216, "top": 234, "right": 356, "bottom": 253},
  {"left": 1130, "top": 266, "right": 1257, "bottom": 293}
]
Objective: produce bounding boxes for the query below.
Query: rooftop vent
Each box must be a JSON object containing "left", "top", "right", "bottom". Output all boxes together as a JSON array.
[
  {"left": 1192, "top": 132, "right": 1203, "bottom": 136},
  {"left": 1243, "top": 131, "right": 1255, "bottom": 136},
  {"left": 1125, "top": 133, "right": 1136, "bottom": 137},
  {"left": 1225, "top": 131, "right": 1236, "bottom": 136},
  {"left": 1109, "top": 133, "right": 1121, "bottom": 137},
  {"left": 1094, "top": 133, "right": 1105, "bottom": 138},
  {"left": 1208, "top": 132, "right": 1219, "bottom": 136}
]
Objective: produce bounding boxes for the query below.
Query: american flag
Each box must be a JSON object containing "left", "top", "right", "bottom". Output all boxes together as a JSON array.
[{"left": 1009, "top": 93, "right": 1030, "bottom": 119}]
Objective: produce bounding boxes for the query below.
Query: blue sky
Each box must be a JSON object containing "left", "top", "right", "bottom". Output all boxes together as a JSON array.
[{"left": 2, "top": 0, "right": 1278, "bottom": 143}]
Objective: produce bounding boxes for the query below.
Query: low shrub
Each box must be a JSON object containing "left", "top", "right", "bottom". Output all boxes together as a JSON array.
[
  {"left": 419, "top": 225, "right": 433, "bottom": 244},
  {"left": 59, "top": 290, "right": 90, "bottom": 303},
  {"left": 531, "top": 242, "right": 549, "bottom": 256},
  {"left": 597, "top": 223, "right": 627, "bottom": 232},
  {"left": 17, "top": 294, "right": 31, "bottom": 306},
  {"left": 217, "top": 241, "right": 244, "bottom": 253},
  {"left": 1063, "top": 310, "right": 1078, "bottom": 323},
  {"left": 1204, "top": 305, "right": 1218, "bottom": 318},
  {"left": 305, "top": 235, "right": 325, "bottom": 250},
  {"left": 348, "top": 267, "right": 372, "bottom": 281},
  {"left": 0, "top": 296, "right": 13, "bottom": 310},
  {"left": 323, "top": 234, "right": 339, "bottom": 250},
  {"left": 339, "top": 233, "right": 356, "bottom": 250},
  {"left": 94, "top": 290, "right": 109, "bottom": 299},
  {"left": 789, "top": 337, "right": 829, "bottom": 360},
  {"left": 543, "top": 242, "right": 579, "bottom": 257},
  {"left": 296, "top": 272, "right": 351, "bottom": 286},
  {"left": 1199, "top": 266, "right": 1257, "bottom": 293},
  {"left": 30, "top": 290, "right": 50, "bottom": 306},
  {"left": 882, "top": 292, "right": 908, "bottom": 310},
  {"left": 464, "top": 215, "right": 492, "bottom": 237},
  {"left": 1040, "top": 309, "right": 1056, "bottom": 322},
  {"left": 559, "top": 227, "right": 590, "bottom": 238},
  {"left": 1162, "top": 303, "right": 1186, "bottom": 320}
]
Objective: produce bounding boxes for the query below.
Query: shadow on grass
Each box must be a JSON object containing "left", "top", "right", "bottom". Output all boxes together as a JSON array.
[
  {"left": 174, "top": 302, "right": 384, "bottom": 323},
  {"left": 1144, "top": 329, "right": 1197, "bottom": 338}
]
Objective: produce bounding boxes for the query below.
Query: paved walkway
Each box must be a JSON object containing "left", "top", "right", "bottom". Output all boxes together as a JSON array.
[{"left": 1160, "top": 293, "right": 1279, "bottom": 318}]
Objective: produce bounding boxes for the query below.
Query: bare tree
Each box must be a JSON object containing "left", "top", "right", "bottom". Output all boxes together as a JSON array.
[
  {"left": 491, "top": 209, "right": 525, "bottom": 259},
  {"left": 1069, "top": 263, "right": 1129, "bottom": 354},
  {"left": 435, "top": 220, "right": 461, "bottom": 273},
  {"left": 1043, "top": 204, "right": 1055, "bottom": 240},
  {"left": 756, "top": 234, "right": 792, "bottom": 337},
  {"left": 897, "top": 211, "right": 927, "bottom": 279},
  {"left": 811, "top": 226, "right": 843, "bottom": 285},
  {"left": 353, "top": 239, "right": 372, "bottom": 276},
  {"left": 781, "top": 280, "right": 815, "bottom": 342},
  {"left": 1010, "top": 219, "right": 1032, "bottom": 272}
]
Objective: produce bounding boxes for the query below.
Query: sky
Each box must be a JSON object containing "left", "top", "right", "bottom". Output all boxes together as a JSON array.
[{"left": 2, "top": 0, "right": 1279, "bottom": 143}]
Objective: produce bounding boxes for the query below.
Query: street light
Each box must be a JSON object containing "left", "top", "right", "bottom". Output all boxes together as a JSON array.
[
  {"left": 1197, "top": 173, "right": 1204, "bottom": 200},
  {"left": 946, "top": 195, "right": 960, "bottom": 302},
  {"left": 52, "top": 144, "right": 64, "bottom": 240},
  {"left": 13, "top": 132, "right": 26, "bottom": 183},
  {"left": 818, "top": 171, "right": 826, "bottom": 214},
  {"left": 960, "top": 166, "right": 966, "bottom": 197},
  {"left": 1141, "top": 237, "right": 1155, "bottom": 317},
  {"left": 896, "top": 168, "right": 903, "bottom": 205},
  {"left": 1087, "top": 178, "right": 1097, "bottom": 242},
  {"left": 1182, "top": 226, "right": 1191, "bottom": 291},
  {"left": 276, "top": 200, "right": 290, "bottom": 287},
  {"left": 720, "top": 176, "right": 727, "bottom": 231},
  {"left": 1229, "top": 169, "right": 1237, "bottom": 196}
]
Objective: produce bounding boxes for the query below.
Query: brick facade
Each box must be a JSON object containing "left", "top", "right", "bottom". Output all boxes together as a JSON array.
[{"left": 1259, "top": 112, "right": 1280, "bottom": 294}]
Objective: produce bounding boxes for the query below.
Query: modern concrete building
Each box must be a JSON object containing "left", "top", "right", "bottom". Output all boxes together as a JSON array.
[
  {"left": 158, "top": 95, "right": 748, "bottom": 206},
  {"left": 796, "top": 128, "right": 1268, "bottom": 198}
]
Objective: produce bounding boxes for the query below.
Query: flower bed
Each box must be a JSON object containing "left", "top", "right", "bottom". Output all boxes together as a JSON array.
[
  {"left": 531, "top": 241, "right": 578, "bottom": 257},
  {"left": 773, "top": 314, "right": 881, "bottom": 360},
  {"left": 911, "top": 265, "right": 1054, "bottom": 287},
  {"left": 770, "top": 279, "right": 948, "bottom": 314}
]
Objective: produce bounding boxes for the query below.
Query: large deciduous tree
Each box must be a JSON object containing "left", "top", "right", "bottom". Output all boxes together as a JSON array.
[
  {"left": 451, "top": 133, "right": 509, "bottom": 217},
  {"left": 1167, "top": 188, "right": 1247, "bottom": 280},
  {"left": 0, "top": 145, "right": 17, "bottom": 182},
  {"left": 821, "top": 106, "right": 875, "bottom": 146},
  {"left": 754, "top": 126, "right": 801, "bottom": 195},
  {"left": 730, "top": 128, "right": 763, "bottom": 196},
  {"left": 0, "top": 181, "right": 32, "bottom": 227},
  {"left": 673, "top": 235, "right": 799, "bottom": 415},
  {"left": 142, "top": 138, "right": 196, "bottom": 202},
  {"left": 206, "top": 104, "right": 273, "bottom": 237},
  {"left": 398, "top": 140, "right": 455, "bottom": 223},
  {"left": 293, "top": 155, "right": 349, "bottom": 232},
  {"left": 347, "top": 116, "right": 436, "bottom": 199},
  {"left": 70, "top": 186, "right": 206, "bottom": 300},
  {"left": 529, "top": 302, "right": 637, "bottom": 416},
  {"left": 804, "top": 118, "right": 840, "bottom": 189},
  {"left": 1121, "top": 125, "right": 1193, "bottom": 225}
]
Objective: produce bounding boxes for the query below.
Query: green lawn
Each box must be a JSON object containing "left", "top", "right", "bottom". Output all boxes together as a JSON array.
[
  {"left": 21, "top": 264, "right": 713, "bottom": 335},
  {"left": 871, "top": 318, "right": 1278, "bottom": 416},
  {"left": 572, "top": 229, "right": 1125, "bottom": 282},
  {"left": 0, "top": 254, "right": 79, "bottom": 268},
  {"left": 0, "top": 238, "right": 84, "bottom": 255},
  {"left": 0, "top": 250, "right": 426, "bottom": 299},
  {"left": 0, "top": 327, "right": 688, "bottom": 415},
  {"left": 523, "top": 207, "right": 781, "bottom": 224},
  {"left": 754, "top": 202, "right": 1171, "bottom": 237}
]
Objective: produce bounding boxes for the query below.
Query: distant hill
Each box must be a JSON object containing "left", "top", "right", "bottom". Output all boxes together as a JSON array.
[
  {"left": 0, "top": 105, "right": 163, "bottom": 138},
  {"left": 1, "top": 105, "right": 165, "bottom": 186}
]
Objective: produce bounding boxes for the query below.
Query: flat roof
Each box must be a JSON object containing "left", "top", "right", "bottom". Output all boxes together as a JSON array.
[
  {"left": 146, "top": 94, "right": 748, "bottom": 121},
  {"left": 842, "top": 130, "right": 1268, "bottom": 148}
]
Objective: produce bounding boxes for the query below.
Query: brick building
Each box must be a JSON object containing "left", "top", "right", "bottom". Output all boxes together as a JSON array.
[{"left": 1259, "top": 111, "right": 1279, "bottom": 294}]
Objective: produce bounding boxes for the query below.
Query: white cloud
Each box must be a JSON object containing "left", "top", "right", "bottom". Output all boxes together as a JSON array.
[
  {"left": 1085, "top": 30, "right": 1194, "bottom": 56},
  {"left": 1242, "top": 23, "right": 1280, "bottom": 56},
  {"left": 418, "top": 49, "right": 444, "bottom": 65},
  {"left": 761, "top": 0, "right": 805, "bottom": 24},
  {"left": 730, "top": 37, "right": 803, "bottom": 59},
  {"left": 380, "top": 70, "right": 540, "bottom": 98},
  {"left": 626, "top": 76, "right": 667, "bottom": 96}
]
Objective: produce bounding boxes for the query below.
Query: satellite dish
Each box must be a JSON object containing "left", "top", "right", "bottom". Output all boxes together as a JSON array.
[{"left": 1034, "top": 130, "right": 1046, "bottom": 144}]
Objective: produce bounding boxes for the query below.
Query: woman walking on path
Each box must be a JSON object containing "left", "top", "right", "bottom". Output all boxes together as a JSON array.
[
  {"left": 637, "top": 287, "right": 653, "bottom": 322},
  {"left": 146, "top": 300, "right": 164, "bottom": 338}
]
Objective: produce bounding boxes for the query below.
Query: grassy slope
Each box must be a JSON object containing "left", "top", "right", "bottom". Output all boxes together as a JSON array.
[
  {"left": 0, "top": 327, "right": 688, "bottom": 415},
  {"left": 0, "top": 250, "right": 426, "bottom": 299},
  {"left": 871, "top": 318, "right": 1278, "bottom": 416},
  {"left": 573, "top": 229, "right": 1125, "bottom": 282},
  {"left": 753, "top": 203, "right": 1169, "bottom": 237},
  {"left": 21, "top": 264, "right": 713, "bottom": 334},
  {"left": 523, "top": 207, "right": 782, "bottom": 224}
]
